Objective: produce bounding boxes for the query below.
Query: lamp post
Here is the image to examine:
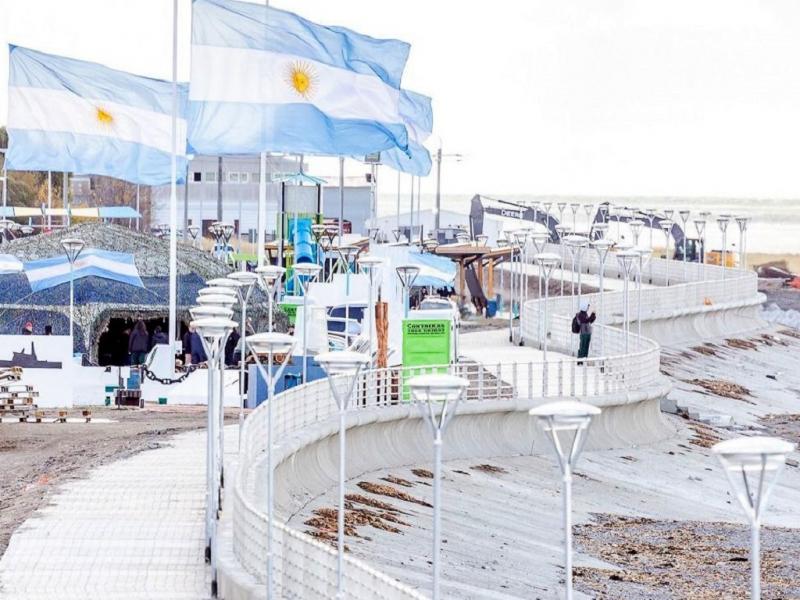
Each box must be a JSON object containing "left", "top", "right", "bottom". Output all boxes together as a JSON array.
[
  {"left": 392, "top": 228, "right": 402, "bottom": 243},
  {"left": 190, "top": 315, "right": 236, "bottom": 596},
  {"left": 616, "top": 250, "right": 638, "bottom": 354},
  {"left": 563, "top": 234, "right": 589, "bottom": 308},
  {"left": 294, "top": 262, "right": 322, "bottom": 383},
  {"left": 634, "top": 248, "right": 650, "bottom": 348},
  {"left": 256, "top": 265, "right": 286, "bottom": 332},
  {"left": 529, "top": 401, "right": 601, "bottom": 600},
  {"left": 591, "top": 239, "right": 612, "bottom": 356},
  {"left": 694, "top": 215, "right": 708, "bottom": 281},
  {"left": 396, "top": 265, "right": 420, "bottom": 319},
  {"left": 712, "top": 436, "right": 795, "bottom": 600},
  {"left": 316, "top": 350, "right": 370, "bottom": 599},
  {"left": 358, "top": 256, "right": 383, "bottom": 368},
  {"left": 554, "top": 225, "right": 570, "bottom": 296},
  {"left": 678, "top": 209, "right": 690, "bottom": 269},
  {"left": 659, "top": 219, "right": 674, "bottom": 286},
  {"left": 569, "top": 202, "right": 580, "bottom": 233},
  {"left": 582, "top": 204, "right": 594, "bottom": 233},
  {"left": 408, "top": 373, "right": 469, "bottom": 600},
  {"left": 557, "top": 202, "right": 567, "bottom": 226},
  {"left": 735, "top": 216, "right": 750, "bottom": 271},
  {"left": 628, "top": 219, "right": 644, "bottom": 248},
  {"left": 434, "top": 147, "right": 463, "bottom": 232},
  {"left": 227, "top": 270, "right": 259, "bottom": 444},
  {"left": 338, "top": 245, "right": 360, "bottom": 348},
  {"left": 644, "top": 209, "right": 656, "bottom": 283},
  {"left": 245, "top": 332, "right": 296, "bottom": 600},
  {"left": 61, "top": 238, "right": 85, "bottom": 350},
  {"left": 187, "top": 225, "right": 200, "bottom": 247},
  {"left": 717, "top": 214, "right": 731, "bottom": 291},
  {"left": 311, "top": 223, "right": 328, "bottom": 269},
  {"left": 531, "top": 232, "right": 550, "bottom": 299},
  {"left": 513, "top": 230, "right": 529, "bottom": 319},
  {"left": 534, "top": 253, "right": 561, "bottom": 364}
]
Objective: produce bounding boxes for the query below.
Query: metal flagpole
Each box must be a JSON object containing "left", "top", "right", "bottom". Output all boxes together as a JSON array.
[
  {"left": 63, "top": 172, "right": 69, "bottom": 227},
  {"left": 168, "top": 0, "right": 179, "bottom": 370},
  {"left": 258, "top": 152, "right": 267, "bottom": 266},
  {"left": 136, "top": 184, "right": 140, "bottom": 231},
  {"left": 396, "top": 173, "right": 401, "bottom": 232},
  {"left": 338, "top": 157, "right": 345, "bottom": 242},
  {"left": 183, "top": 164, "right": 190, "bottom": 237},
  {"left": 47, "top": 171, "right": 52, "bottom": 229},
  {"left": 409, "top": 175, "right": 415, "bottom": 241}
]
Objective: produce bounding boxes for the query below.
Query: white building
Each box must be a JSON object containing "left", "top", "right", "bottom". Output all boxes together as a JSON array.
[{"left": 150, "top": 155, "right": 374, "bottom": 238}]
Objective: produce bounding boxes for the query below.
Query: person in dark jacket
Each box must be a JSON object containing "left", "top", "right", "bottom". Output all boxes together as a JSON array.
[
  {"left": 129, "top": 319, "right": 149, "bottom": 365},
  {"left": 575, "top": 300, "right": 596, "bottom": 362},
  {"left": 190, "top": 329, "right": 207, "bottom": 364},
  {"left": 22, "top": 321, "right": 33, "bottom": 335},
  {"left": 182, "top": 326, "right": 194, "bottom": 365},
  {"left": 224, "top": 327, "right": 240, "bottom": 367},
  {"left": 152, "top": 325, "right": 168, "bottom": 347}
]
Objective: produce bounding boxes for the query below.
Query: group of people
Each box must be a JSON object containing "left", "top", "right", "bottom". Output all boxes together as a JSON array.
[{"left": 128, "top": 320, "right": 169, "bottom": 365}]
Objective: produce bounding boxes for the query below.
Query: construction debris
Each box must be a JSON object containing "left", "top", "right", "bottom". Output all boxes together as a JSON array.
[
  {"left": 357, "top": 482, "right": 432, "bottom": 507},
  {"left": 688, "top": 379, "right": 752, "bottom": 402},
  {"left": 410, "top": 468, "right": 433, "bottom": 479},
  {"left": 470, "top": 464, "right": 509, "bottom": 474}
]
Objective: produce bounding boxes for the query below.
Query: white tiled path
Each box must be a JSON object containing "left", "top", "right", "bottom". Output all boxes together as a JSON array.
[{"left": 0, "top": 430, "right": 212, "bottom": 600}]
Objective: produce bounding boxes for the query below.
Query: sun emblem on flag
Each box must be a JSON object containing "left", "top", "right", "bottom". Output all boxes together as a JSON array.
[
  {"left": 285, "top": 61, "right": 318, "bottom": 99},
  {"left": 95, "top": 106, "right": 114, "bottom": 127}
]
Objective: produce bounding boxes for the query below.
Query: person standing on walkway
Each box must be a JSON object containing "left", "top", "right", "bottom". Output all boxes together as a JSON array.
[
  {"left": 575, "top": 300, "right": 596, "bottom": 363},
  {"left": 152, "top": 325, "right": 168, "bottom": 347},
  {"left": 129, "top": 319, "right": 149, "bottom": 365}
]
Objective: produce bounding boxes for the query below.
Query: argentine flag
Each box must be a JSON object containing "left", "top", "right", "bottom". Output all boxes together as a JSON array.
[
  {"left": 188, "top": 0, "right": 410, "bottom": 157},
  {"left": 24, "top": 249, "right": 144, "bottom": 293},
  {"left": 6, "top": 46, "right": 188, "bottom": 185},
  {"left": 380, "top": 90, "right": 433, "bottom": 177}
]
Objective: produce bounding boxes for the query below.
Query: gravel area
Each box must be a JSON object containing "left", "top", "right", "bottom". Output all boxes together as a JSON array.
[{"left": 575, "top": 514, "right": 800, "bottom": 599}]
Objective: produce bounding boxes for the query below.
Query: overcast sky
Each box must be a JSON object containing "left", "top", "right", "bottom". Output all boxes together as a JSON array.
[{"left": 2, "top": 0, "right": 800, "bottom": 198}]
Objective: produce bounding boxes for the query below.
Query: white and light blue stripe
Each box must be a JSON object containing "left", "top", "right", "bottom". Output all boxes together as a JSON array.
[
  {"left": 6, "top": 46, "right": 188, "bottom": 185},
  {"left": 409, "top": 251, "right": 456, "bottom": 288},
  {"left": 188, "top": 0, "right": 410, "bottom": 157},
  {"left": 380, "top": 90, "right": 433, "bottom": 176},
  {"left": 24, "top": 249, "right": 144, "bottom": 292}
]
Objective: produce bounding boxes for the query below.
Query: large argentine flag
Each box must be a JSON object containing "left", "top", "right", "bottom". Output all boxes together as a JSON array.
[
  {"left": 380, "top": 90, "right": 433, "bottom": 177},
  {"left": 6, "top": 46, "right": 188, "bottom": 185},
  {"left": 24, "top": 249, "right": 144, "bottom": 293},
  {"left": 188, "top": 0, "right": 410, "bottom": 157}
]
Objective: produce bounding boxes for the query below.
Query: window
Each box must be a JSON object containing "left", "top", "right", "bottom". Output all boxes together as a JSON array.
[
  {"left": 228, "top": 172, "right": 239, "bottom": 183},
  {"left": 240, "top": 173, "right": 249, "bottom": 183},
  {"left": 205, "top": 172, "right": 216, "bottom": 183},
  {"left": 252, "top": 172, "right": 260, "bottom": 183},
  {"left": 192, "top": 172, "right": 202, "bottom": 182}
]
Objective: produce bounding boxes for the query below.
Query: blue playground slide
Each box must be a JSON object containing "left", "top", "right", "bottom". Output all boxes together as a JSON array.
[{"left": 286, "top": 217, "right": 316, "bottom": 295}]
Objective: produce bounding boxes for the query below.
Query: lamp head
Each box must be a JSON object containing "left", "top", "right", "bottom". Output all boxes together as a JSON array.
[
  {"left": 358, "top": 256, "right": 383, "bottom": 272},
  {"left": 395, "top": 265, "right": 420, "bottom": 289},
  {"left": 196, "top": 293, "right": 238, "bottom": 308},
  {"left": 198, "top": 286, "right": 238, "bottom": 298},
  {"left": 227, "top": 271, "right": 259, "bottom": 288},
  {"left": 60, "top": 238, "right": 85, "bottom": 263},
  {"left": 407, "top": 373, "right": 469, "bottom": 404},
  {"left": 316, "top": 350, "right": 369, "bottom": 375},
  {"left": 206, "top": 278, "right": 241, "bottom": 289},
  {"left": 246, "top": 331, "right": 294, "bottom": 355},
  {"left": 191, "top": 316, "right": 236, "bottom": 341},
  {"left": 190, "top": 305, "right": 234, "bottom": 320},
  {"left": 529, "top": 400, "right": 601, "bottom": 431},
  {"left": 256, "top": 265, "right": 286, "bottom": 288}
]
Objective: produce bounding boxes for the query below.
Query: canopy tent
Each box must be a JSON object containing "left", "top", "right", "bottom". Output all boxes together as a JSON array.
[
  {"left": 272, "top": 171, "right": 328, "bottom": 185},
  {"left": 408, "top": 251, "right": 457, "bottom": 288}
]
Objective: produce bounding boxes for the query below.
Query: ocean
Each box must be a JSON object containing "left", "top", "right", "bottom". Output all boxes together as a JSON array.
[{"left": 378, "top": 193, "right": 799, "bottom": 256}]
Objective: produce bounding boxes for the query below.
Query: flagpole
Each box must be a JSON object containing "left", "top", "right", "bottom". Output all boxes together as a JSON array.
[
  {"left": 258, "top": 152, "right": 267, "bottom": 266},
  {"left": 47, "top": 172, "right": 52, "bottom": 230},
  {"left": 136, "top": 184, "right": 140, "bottom": 231},
  {"left": 63, "top": 172, "right": 69, "bottom": 227},
  {"left": 338, "top": 156, "right": 345, "bottom": 242},
  {"left": 168, "top": 0, "right": 179, "bottom": 370}
]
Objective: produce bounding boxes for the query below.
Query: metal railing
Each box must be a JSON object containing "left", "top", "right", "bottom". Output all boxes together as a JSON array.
[{"left": 228, "top": 250, "right": 759, "bottom": 598}]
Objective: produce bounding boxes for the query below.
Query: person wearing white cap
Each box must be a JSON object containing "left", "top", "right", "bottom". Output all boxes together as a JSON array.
[{"left": 573, "top": 299, "right": 596, "bottom": 363}]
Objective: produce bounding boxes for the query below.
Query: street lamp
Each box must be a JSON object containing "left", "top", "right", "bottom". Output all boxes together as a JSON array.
[
  {"left": 569, "top": 202, "right": 580, "bottom": 233},
  {"left": 591, "top": 239, "right": 612, "bottom": 356},
  {"left": 227, "top": 270, "right": 259, "bottom": 445},
  {"left": 628, "top": 219, "right": 644, "bottom": 248},
  {"left": 534, "top": 252, "right": 561, "bottom": 367},
  {"left": 582, "top": 204, "right": 594, "bottom": 232},
  {"left": 557, "top": 202, "right": 567, "bottom": 226},
  {"left": 61, "top": 238, "right": 85, "bottom": 349},
  {"left": 245, "top": 332, "right": 296, "bottom": 600},
  {"left": 338, "top": 245, "right": 360, "bottom": 347},
  {"left": 554, "top": 225, "right": 571, "bottom": 296},
  {"left": 187, "top": 225, "right": 200, "bottom": 247},
  {"left": 391, "top": 228, "right": 402, "bottom": 243},
  {"left": 255, "top": 265, "right": 286, "bottom": 332},
  {"left": 475, "top": 233, "right": 489, "bottom": 247},
  {"left": 563, "top": 234, "right": 589, "bottom": 310},
  {"left": 293, "top": 262, "right": 322, "bottom": 383},
  {"left": 316, "top": 350, "right": 371, "bottom": 599},
  {"left": 311, "top": 223, "right": 328, "bottom": 269},
  {"left": 678, "top": 209, "right": 691, "bottom": 270},
  {"left": 434, "top": 147, "right": 463, "bottom": 232},
  {"left": 358, "top": 256, "right": 383, "bottom": 368},
  {"left": 735, "top": 216, "right": 750, "bottom": 271},
  {"left": 408, "top": 373, "right": 469, "bottom": 600},
  {"left": 634, "top": 248, "right": 651, "bottom": 348},
  {"left": 717, "top": 214, "right": 731, "bottom": 289},
  {"left": 531, "top": 232, "right": 550, "bottom": 298},
  {"left": 712, "top": 436, "right": 795, "bottom": 600},
  {"left": 616, "top": 250, "right": 638, "bottom": 354},
  {"left": 659, "top": 219, "right": 674, "bottom": 286},
  {"left": 694, "top": 215, "right": 708, "bottom": 281},
  {"left": 396, "top": 265, "right": 420, "bottom": 319},
  {"left": 191, "top": 315, "right": 236, "bottom": 596},
  {"left": 529, "top": 400, "right": 601, "bottom": 600},
  {"left": 513, "top": 230, "right": 529, "bottom": 315}
]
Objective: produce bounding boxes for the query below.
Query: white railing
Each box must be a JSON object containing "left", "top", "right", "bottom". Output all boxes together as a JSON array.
[{"left": 228, "top": 251, "right": 759, "bottom": 598}]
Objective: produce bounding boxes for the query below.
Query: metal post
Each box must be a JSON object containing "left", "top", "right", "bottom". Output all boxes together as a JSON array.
[
  {"left": 396, "top": 174, "right": 401, "bottom": 233},
  {"left": 167, "top": 0, "right": 179, "bottom": 370},
  {"left": 434, "top": 147, "right": 442, "bottom": 232},
  {"left": 266, "top": 350, "right": 275, "bottom": 599},
  {"left": 338, "top": 157, "right": 344, "bottom": 242},
  {"left": 432, "top": 428, "right": 443, "bottom": 600},
  {"left": 47, "top": 172, "right": 52, "bottom": 229},
  {"left": 563, "top": 465, "right": 573, "bottom": 600},
  {"left": 63, "top": 172, "right": 69, "bottom": 227},
  {"left": 69, "top": 261, "right": 75, "bottom": 342},
  {"left": 258, "top": 152, "right": 267, "bottom": 266}
]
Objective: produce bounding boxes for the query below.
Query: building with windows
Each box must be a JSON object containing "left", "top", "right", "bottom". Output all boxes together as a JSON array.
[{"left": 149, "top": 155, "right": 375, "bottom": 240}]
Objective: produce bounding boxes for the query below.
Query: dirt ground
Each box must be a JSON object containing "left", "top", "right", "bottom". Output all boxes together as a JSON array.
[
  {"left": 0, "top": 405, "right": 234, "bottom": 554},
  {"left": 574, "top": 514, "right": 800, "bottom": 599}
]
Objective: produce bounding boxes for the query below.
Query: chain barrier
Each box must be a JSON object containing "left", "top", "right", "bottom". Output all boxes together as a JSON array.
[{"left": 141, "top": 364, "right": 198, "bottom": 385}]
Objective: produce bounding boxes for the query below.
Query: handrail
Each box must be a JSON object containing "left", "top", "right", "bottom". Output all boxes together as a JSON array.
[{"left": 228, "top": 250, "right": 760, "bottom": 598}]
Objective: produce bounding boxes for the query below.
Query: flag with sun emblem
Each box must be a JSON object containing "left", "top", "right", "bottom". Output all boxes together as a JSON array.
[
  {"left": 379, "top": 90, "right": 434, "bottom": 177},
  {"left": 187, "top": 0, "right": 410, "bottom": 157},
  {"left": 5, "top": 46, "right": 188, "bottom": 185}
]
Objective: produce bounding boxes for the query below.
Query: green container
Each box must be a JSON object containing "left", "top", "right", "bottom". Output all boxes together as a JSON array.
[
  {"left": 104, "top": 385, "right": 119, "bottom": 394},
  {"left": 158, "top": 397, "right": 168, "bottom": 405},
  {"left": 280, "top": 302, "right": 298, "bottom": 325},
  {"left": 104, "top": 396, "right": 111, "bottom": 406}
]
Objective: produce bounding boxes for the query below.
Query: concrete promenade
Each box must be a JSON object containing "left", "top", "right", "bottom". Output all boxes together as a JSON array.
[{"left": 0, "top": 429, "right": 213, "bottom": 600}]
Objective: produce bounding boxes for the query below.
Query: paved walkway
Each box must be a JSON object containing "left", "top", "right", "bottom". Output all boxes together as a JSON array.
[{"left": 0, "top": 430, "right": 212, "bottom": 600}]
